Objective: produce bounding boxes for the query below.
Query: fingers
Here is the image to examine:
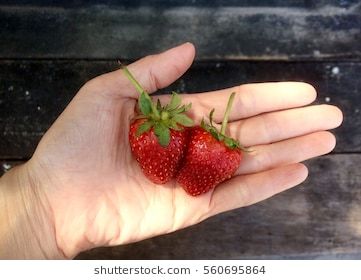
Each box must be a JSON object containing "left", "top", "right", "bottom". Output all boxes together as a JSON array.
[
  {"left": 89, "top": 42, "right": 195, "bottom": 98},
  {"left": 229, "top": 104, "right": 343, "bottom": 147},
  {"left": 182, "top": 82, "right": 316, "bottom": 122},
  {"left": 236, "top": 131, "right": 336, "bottom": 175},
  {"left": 208, "top": 163, "right": 308, "bottom": 216}
]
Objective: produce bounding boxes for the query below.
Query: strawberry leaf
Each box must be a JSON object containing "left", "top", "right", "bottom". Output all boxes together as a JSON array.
[
  {"left": 168, "top": 92, "right": 181, "bottom": 110},
  {"left": 154, "top": 122, "right": 170, "bottom": 146},
  {"left": 134, "top": 114, "right": 147, "bottom": 120},
  {"left": 184, "top": 103, "right": 192, "bottom": 111},
  {"left": 168, "top": 120, "right": 182, "bottom": 131},
  {"left": 209, "top": 127, "right": 220, "bottom": 141},
  {"left": 136, "top": 121, "right": 153, "bottom": 137},
  {"left": 169, "top": 104, "right": 186, "bottom": 115},
  {"left": 172, "top": 113, "right": 194, "bottom": 127},
  {"left": 224, "top": 137, "right": 240, "bottom": 149},
  {"left": 156, "top": 99, "right": 162, "bottom": 111},
  {"left": 209, "top": 108, "right": 215, "bottom": 127},
  {"left": 139, "top": 92, "right": 152, "bottom": 115}
]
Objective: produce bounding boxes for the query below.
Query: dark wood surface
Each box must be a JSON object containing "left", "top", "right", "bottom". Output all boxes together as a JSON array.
[
  {"left": 1, "top": 1, "right": 358, "bottom": 8},
  {"left": 0, "top": 4, "right": 360, "bottom": 60},
  {"left": 0, "top": 2, "right": 360, "bottom": 259}
]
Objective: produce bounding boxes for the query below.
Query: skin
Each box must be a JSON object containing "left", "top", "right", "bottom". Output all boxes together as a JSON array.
[{"left": 0, "top": 43, "right": 343, "bottom": 259}]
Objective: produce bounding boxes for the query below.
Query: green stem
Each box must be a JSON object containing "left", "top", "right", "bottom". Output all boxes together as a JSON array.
[
  {"left": 122, "top": 65, "right": 159, "bottom": 118},
  {"left": 220, "top": 92, "right": 236, "bottom": 135},
  {"left": 122, "top": 66, "right": 146, "bottom": 95}
]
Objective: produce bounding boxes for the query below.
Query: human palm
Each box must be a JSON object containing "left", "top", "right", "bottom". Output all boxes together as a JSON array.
[{"left": 25, "top": 43, "right": 342, "bottom": 258}]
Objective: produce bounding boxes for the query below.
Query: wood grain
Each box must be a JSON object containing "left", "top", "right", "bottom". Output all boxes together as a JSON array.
[
  {"left": 0, "top": 0, "right": 350, "bottom": 8},
  {"left": 0, "top": 4, "right": 360, "bottom": 60}
]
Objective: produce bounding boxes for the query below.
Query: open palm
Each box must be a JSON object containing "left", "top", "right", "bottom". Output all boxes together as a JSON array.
[{"left": 26, "top": 43, "right": 342, "bottom": 258}]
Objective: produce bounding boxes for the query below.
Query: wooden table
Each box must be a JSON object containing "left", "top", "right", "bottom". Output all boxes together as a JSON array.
[{"left": 0, "top": 0, "right": 360, "bottom": 259}]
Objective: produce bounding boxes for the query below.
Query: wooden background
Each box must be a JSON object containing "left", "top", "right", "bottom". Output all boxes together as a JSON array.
[{"left": 0, "top": 0, "right": 360, "bottom": 259}]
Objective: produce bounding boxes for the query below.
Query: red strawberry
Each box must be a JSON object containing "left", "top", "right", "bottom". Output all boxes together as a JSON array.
[
  {"left": 177, "top": 92, "right": 245, "bottom": 196},
  {"left": 123, "top": 65, "right": 193, "bottom": 184},
  {"left": 129, "top": 119, "right": 190, "bottom": 184}
]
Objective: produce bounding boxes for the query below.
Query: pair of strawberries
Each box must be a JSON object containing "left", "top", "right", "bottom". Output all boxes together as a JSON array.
[{"left": 124, "top": 66, "right": 244, "bottom": 196}]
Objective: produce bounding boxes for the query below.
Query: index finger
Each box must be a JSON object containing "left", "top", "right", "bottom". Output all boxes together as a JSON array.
[{"left": 181, "top": 82, "right": 317, "bottom": 123}]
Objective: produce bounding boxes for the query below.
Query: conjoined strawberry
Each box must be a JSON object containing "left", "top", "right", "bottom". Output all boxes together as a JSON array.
[
  {"left": 123, "top": 66, "right": 193, "bottom": 184},
  {"left": 177, "top": 92, "right": 245, "bottom": 196}
]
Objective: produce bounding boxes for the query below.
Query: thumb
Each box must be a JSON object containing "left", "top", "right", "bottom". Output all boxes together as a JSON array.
[{"left": 88, "top": 42, "right": 196, "bottom": 98}]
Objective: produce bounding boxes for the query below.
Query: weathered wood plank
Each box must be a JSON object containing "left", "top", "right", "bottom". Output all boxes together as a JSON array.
[
  {"left": 0, "top": 0, "right": 358, "bottom": 8},
  {"left": 0, "top": 61, "right": 94, "bottom": 159},
  {"left": 2, "top": 155, "right": 361, "bottom": 259},
  {"left": 0, "top": 1, "right": 305, "bottom": 7},
  {"left": 0, "top": 60, "right": 359, "bottom": 159},
  {"left": 72, "top": 154, "right": 361, "bottom": 259},
  {"left": 0, "top": 5, "right": 360, "bottom": 59}
]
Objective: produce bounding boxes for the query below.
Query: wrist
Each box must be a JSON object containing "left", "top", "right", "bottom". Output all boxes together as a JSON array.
[{"left": 0, "top": 164, "right": 66, "bottom": 259}]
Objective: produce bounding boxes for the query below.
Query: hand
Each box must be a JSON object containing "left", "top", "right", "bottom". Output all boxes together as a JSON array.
[{"left": 5, "top": 43, "right": 342, "bottom": 259}]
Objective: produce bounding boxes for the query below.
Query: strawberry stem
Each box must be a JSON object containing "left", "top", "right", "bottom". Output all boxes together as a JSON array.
[
  {"left": 220, "top": 92, "right": 236, "bottom": 135},
  {"left": 122, "top": 65, "right": 146, "bottom": 95},
  {"left": 122, "top": 65, "right": 159, "bottom": 118}
]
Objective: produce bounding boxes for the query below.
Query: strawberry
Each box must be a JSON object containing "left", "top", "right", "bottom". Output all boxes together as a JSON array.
[
  {"left": 123, "top": 65, "right": 194, "bottom": 184},
  {"left": 177, "top": 92, "right": 245, "bottom": 196}
]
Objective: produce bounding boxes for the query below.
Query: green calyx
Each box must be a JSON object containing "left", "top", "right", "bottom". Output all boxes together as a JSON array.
[
  {"left": 122, "top": 65, "right": 194, "bottom": 147},
  {"left": 201, "top": 92, "right": 247, "bottom": 151}
]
